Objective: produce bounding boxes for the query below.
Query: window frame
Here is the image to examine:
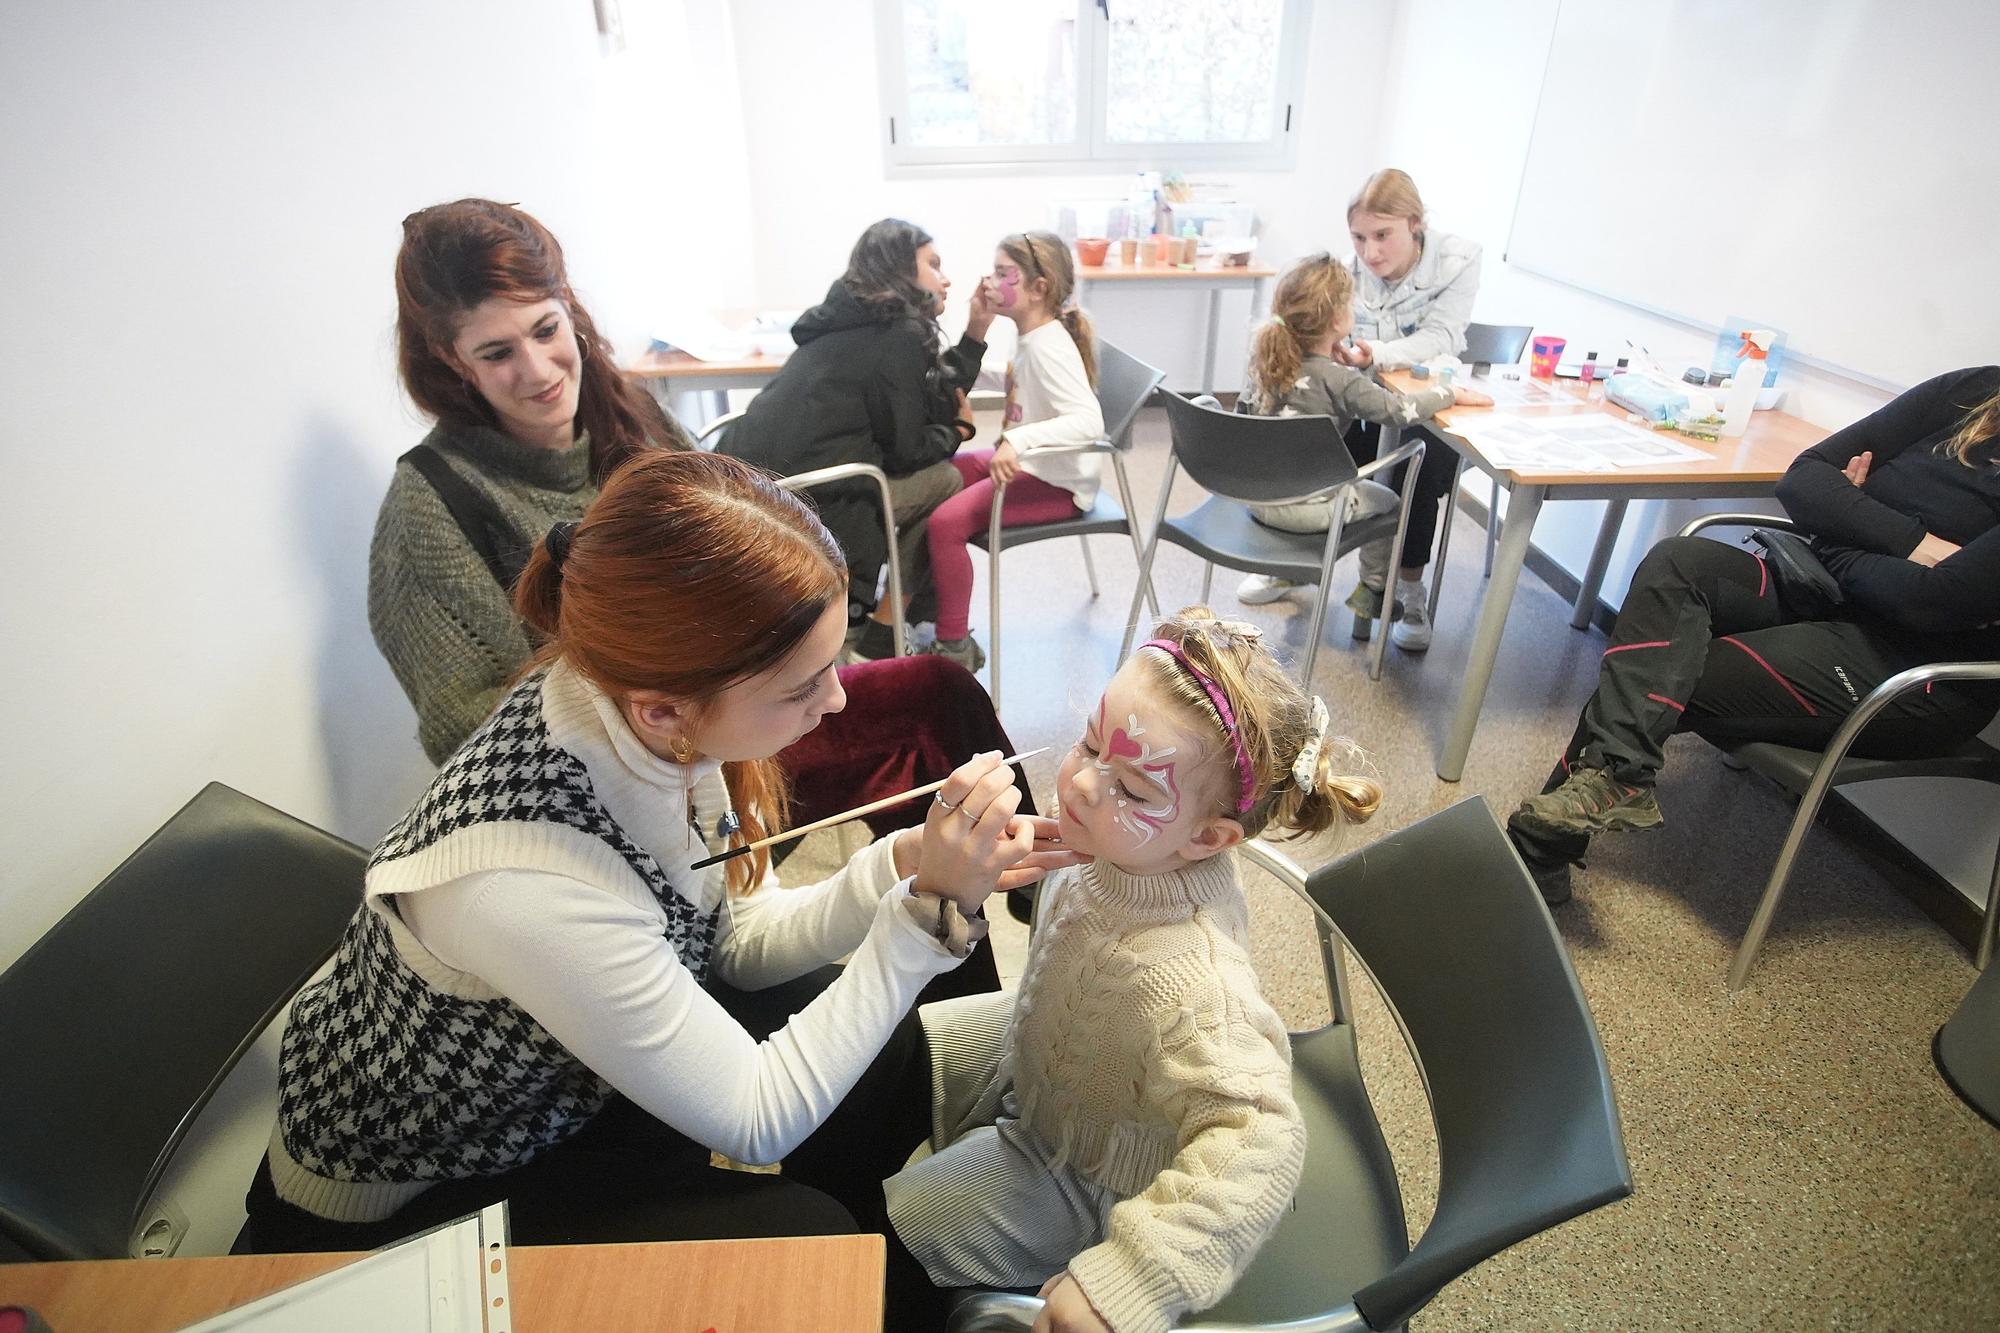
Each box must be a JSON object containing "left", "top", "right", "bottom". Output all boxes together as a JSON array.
[{"left": 875, "top": 0, "right": 1311, "bottom": 174}]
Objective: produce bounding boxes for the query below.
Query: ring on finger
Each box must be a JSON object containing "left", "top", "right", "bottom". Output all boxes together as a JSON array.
[{"left": 934, "top": 792, "right": 961, "bottom": 811}]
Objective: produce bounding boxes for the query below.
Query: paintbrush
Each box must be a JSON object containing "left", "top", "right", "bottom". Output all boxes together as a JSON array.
[{"left": 688, "top": 747, "right": 1050, "bottom": 870}]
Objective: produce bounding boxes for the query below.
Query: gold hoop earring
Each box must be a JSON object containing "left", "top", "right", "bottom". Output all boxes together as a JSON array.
[
  {"left": 668, "top": 735, "right": 695, "bottom": 764},
  {"left": 576, "top": 330, "right": 591, "bottom": 363}
]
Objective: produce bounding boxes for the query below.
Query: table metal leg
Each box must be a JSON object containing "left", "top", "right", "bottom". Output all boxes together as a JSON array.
[
  {"left": 1202, "top": 288, "right": 1222, "bottom": 395},
  {"left": 1571, "top": 498, "right": 1628, "bottom": 631},
  {"left": 1437, "top": 484, "right": 1545, "bottom": 782}
]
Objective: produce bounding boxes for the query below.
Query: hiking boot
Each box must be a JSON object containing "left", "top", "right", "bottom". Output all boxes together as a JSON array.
[
  {"left": 1512, "top": 767, "right": 1664, "bottom": 840},
  {"left": 1390, "top": 579, "right": 1432, "bottom": 651},
  {"left": 1237, "top": 573, "right": 1300, "bottom": 605},
  {"left": 925, "top": 634, "right": 987, "bottom": 672},
  {"left": 1345, "top": 582, "right": 1405, "bottom": 640}
]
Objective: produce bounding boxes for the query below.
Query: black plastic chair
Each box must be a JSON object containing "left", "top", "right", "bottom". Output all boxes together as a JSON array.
[
  {"left": 1679, "top": 514, "right": 2000, "bottom": 990},
  {"left": 948, "top": 796, "right": 1632, "bottom": 1331},
  {"left": 1457, "top": 322, "right": 1536, "bottom": 580},
  {"left": 0, "top": 783, "right": 364, "bottom": 1261},
  {"left": 1119, "top": 391, "right": 1426, "bottom": 682},
  {"left": 1935, "top": 959, "right": 2000, "bottom": 1129},
  {"left": 968, "top": 340, "right": 1166, "bottom": 712}
]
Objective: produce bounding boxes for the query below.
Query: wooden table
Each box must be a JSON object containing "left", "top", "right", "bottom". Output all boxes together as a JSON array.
[
  {"left": 626, "top": 348, "right": 791, "bottom": 426},
  {"left": 1076, "top": 260, "right": 1277, "bottom": 395},
  {"left": 1380, "top": 369, "right": 1829, "bottom": 780},
  {"left": 0, "top": 1232, "right": 884, "bottom": 1332}
]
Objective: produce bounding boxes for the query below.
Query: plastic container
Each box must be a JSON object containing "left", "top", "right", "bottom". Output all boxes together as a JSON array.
[
  {"left": 1719, "top": 333, "right": 1773, "bottom": 437},
  {"left": 1530, "top": 335, "right": 1567, "bottom": 379}
]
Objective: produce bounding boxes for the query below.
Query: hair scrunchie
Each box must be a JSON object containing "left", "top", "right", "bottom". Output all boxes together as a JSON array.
[{"left": 546, "top": 520, "right": 580, "bottom": 571}]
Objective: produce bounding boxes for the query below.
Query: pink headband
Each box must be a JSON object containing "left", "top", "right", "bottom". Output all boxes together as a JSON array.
[{"left": 1140, "top": 638, "right": 1257, "bottom": 815}]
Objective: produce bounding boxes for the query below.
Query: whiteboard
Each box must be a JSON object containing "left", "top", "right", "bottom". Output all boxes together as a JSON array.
[{"left": 1505, "top": 0, "right": 2000, "bottom": 390}]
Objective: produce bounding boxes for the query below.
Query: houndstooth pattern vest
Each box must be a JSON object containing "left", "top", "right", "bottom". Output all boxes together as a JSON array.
[{"left": 276, "top": 673, "right": 718, "bottom": 1186}]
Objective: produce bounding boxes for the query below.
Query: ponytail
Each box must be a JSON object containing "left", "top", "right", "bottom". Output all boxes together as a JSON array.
[
  {"left": 1246, "top": 319, "right": 1302, "bottom": 415},
  {"left": 1245, "top": 254, "right": 1352, "bottom": 418},
  {"left": 1059, "top": 307, "right": 1099, "bottom": 388}
]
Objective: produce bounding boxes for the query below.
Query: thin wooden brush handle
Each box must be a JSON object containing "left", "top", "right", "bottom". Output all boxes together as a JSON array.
[{"left": 687, "top": 747, "right": 1049, "bottom": 870}]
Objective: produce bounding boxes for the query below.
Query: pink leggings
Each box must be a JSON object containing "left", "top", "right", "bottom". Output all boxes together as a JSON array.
[{"left": 926, "top": 449, "right": 1082, "bottom": 640}]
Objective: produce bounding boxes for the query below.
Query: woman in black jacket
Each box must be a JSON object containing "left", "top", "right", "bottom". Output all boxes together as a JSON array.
[
  {"left": 1509, "top": 366, "right": 2000, "bottom": 902},
  {"left": 720, "top": 219, "right": 995, "bottom": 660}
]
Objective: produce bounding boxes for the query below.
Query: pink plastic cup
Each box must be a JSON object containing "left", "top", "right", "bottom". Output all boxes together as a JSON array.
[{"left": 1530, "top": 335, "right": 1566, "bottom": 379}]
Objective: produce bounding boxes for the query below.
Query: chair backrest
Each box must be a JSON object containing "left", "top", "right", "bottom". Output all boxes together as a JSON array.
[
  {"left": 1461, "top": 322, "right": 1534, "bottom": 367},
  {"left": 1158, "top": 389, "right": 1360, "bottom": 505},
  {"left": 0, "top": 783, "right": 364, "bottom": 1259},
  {"left": 1093, "top": 340, "right": 1166, "bottom": 451},
  {"left": 1306, "top": 797, "right": 1632, "bottom": 1330},
  {"left": 694, "top": 410, "right": 746, "bottom": 451}
]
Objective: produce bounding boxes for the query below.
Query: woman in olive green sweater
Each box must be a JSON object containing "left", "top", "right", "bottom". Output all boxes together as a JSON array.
[{"left": 370, "top": 200, "right": 1031, "bottom": 908}]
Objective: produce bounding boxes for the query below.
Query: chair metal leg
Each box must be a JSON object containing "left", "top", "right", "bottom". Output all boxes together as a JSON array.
[
  {"left": 1372, "top": 443, "right": 1424, "bottom": 683},
  {"left": 1111, "top": 457, "right": 1159, "bottom": 618},
  {"left": 1725, "top": 667, "right": 1943, "bottom": 990},
  {"left": 988, "top": 485, "right": 1006, "bottom": 709},
  {"left": 1079, "top": 537, "right": 1100, "bottom": 598},
  {"left": 1426, "top": 445, "right": 1459, "bottom": 622},
  {"left": 1201, "top": 561, "right": 1215, "bottom": 603},
  {"left": 1122, "top": 460, "right": 1180, "bottom": 660},
  {"left": 1979, "top": 835, "right": 2000, "bottom": 970},
  {"left": 1301, "top": 501, "right": 1349, "bottom": 684},
  {"left": 1485, "top": 476, "right": 1501, "bottom": 578}
]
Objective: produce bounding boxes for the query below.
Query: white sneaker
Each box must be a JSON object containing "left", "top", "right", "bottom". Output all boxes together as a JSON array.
[
  {"left": 1237, "top": 573, "right": 1300, "bottom": 605},
  {"left": 1391, "top": 581, "right": 1433, "bottom": 651}
]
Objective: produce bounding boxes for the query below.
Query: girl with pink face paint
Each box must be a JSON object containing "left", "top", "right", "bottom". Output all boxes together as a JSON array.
[
  {"left": 921, "top": 231, "right": 1105, "bottom": 675},
  {"left": 884, "top": 607, "right": 1384, "bottom": 1333}
]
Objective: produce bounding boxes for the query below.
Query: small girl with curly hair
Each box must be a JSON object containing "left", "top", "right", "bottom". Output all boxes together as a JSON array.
[{"left": 886, "top": 607, "right": 1384, "bottom": 1333}]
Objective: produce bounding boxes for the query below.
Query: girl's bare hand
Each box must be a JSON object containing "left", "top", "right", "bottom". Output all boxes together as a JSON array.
[
  {"left": 1842, "top": 451, "right": 1872, "bottom": 487},
  {"left": 1451, "top": 384, "right": 1494, "bottom": 407},
  {"left": 996, "top": 815, "right": 1088, "bottom": 892}
]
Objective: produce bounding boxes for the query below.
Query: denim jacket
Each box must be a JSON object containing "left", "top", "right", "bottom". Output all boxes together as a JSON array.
[{"left": 1348, "top": 230, "right": 1482, "bottom": 370}]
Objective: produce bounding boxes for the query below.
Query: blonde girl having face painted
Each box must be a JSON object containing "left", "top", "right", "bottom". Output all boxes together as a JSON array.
[
  {"left": 922, "top": 230, "right": 1105, "bottom": 673},
  {"left": 1235, "top": 251, "right": 1491, "bottom": 634},
  {"left": 886, "top": 607, "right": 1383, "bottom": 1333}
]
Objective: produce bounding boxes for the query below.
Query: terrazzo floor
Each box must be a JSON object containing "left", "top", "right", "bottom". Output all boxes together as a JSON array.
[{"left": 782, "top": 405, "right": 2000, "bottom": 1330}]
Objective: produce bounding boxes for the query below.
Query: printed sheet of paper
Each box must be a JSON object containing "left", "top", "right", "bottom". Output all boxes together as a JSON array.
[
  {"left": 1454, "top": 412, "right": 1710, "bottom": 471},
  {"left": 178, "top": 1202, "right": 511, "bottom": 1333}
]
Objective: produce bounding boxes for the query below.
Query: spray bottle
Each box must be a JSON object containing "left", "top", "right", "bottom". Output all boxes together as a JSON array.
[{"left": 1719, "top": 330, "right": 1774, "bottom": 437}]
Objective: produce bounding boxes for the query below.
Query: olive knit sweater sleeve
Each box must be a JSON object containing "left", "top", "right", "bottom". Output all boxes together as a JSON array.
[{"left": 366, "top": 427, "right": 596, "bottom": 764}]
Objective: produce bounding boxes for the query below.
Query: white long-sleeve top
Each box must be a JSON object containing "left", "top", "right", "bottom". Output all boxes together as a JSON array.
[
  {"left": 392, "top": 663, "right": 964, "bottom": 1169},
  {"left": 1004, "top": 318, "right": 1107, "bottom": 506}
]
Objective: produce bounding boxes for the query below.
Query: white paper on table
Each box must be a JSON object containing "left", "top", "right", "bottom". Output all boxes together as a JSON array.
[
  {"left": 652, "top": 312, "right": 756, "bottom": 362},
  {"left": 1535, "top": 413, "right": 1712, "bottom": 466},
  {"left": 177, "top": 1202, "right": 511, "bottom": 1333}
]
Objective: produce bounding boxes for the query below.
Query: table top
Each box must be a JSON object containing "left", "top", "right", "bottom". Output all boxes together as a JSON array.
[
  {"left": 0, "top": 1233, "right": 885, "bottom": 1333},
  {"left": 1078, "top": 260, "right": 1277, "bottom": 281},
  {"left": 1384, "top": 368, "right": 1828, "bottom": 487},
  {"left": 626, "top": 347, "right": 791, "bottom": 379}
]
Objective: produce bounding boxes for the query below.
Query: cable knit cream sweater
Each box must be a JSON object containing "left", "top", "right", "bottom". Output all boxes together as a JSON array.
[{"left": 927, "top": 855, "right": 1306, "bottom": 1333}]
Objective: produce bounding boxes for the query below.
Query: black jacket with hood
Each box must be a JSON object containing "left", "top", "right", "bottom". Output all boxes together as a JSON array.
[{"left": 718, "top": 280, "right": 983, "bottom": 594}]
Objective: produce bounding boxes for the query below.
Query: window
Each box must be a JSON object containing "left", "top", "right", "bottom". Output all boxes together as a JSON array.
[{"left": 878, "top": 0, "right": 1309, "bottom": 170}]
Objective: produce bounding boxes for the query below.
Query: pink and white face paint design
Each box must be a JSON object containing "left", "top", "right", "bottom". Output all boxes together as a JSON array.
[
  {"left": 988, "top": 261, "right": 1025, "bottom": 310},
  {"left": 1091, "top": 702, "right": 1182, "bottom": 848}
]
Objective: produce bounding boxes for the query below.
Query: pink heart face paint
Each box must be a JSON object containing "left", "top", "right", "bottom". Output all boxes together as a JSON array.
[
  {"left": 1100, "top": 714, "right": 1181, "bottom": 846},
  {"left": 990, "top": 258, "right": 1024, "bottom": 310}
]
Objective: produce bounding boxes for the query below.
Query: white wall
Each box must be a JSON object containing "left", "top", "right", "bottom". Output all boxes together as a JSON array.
[
  {"left": 1372, "top": 0, "right": 1897, "bottom": 603},
  {"left": 728, "top": 0, "right": 1396, "bottom": 389},
  {"left": 0, "top": 0, "right": 753, "bottom": 972}
]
